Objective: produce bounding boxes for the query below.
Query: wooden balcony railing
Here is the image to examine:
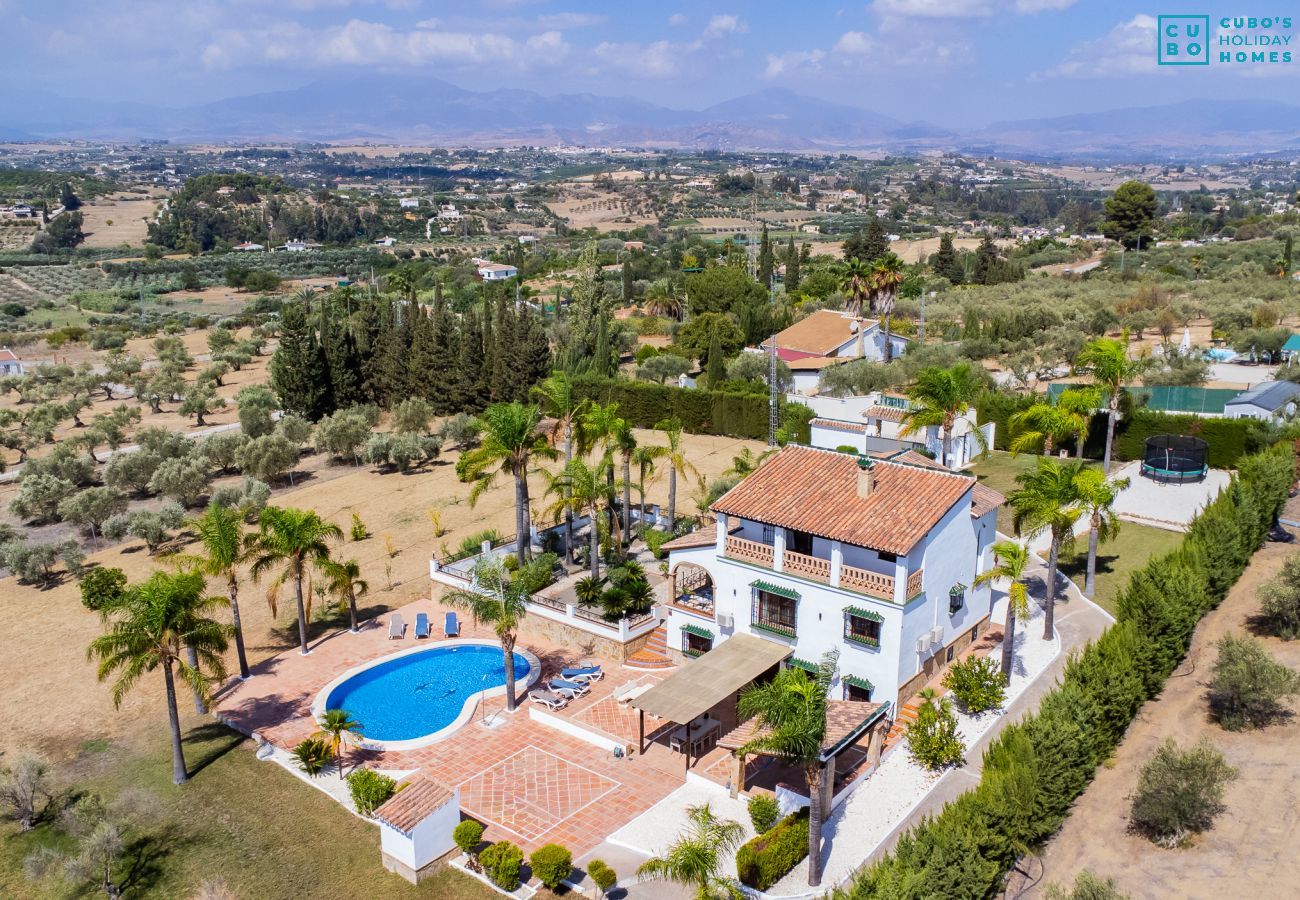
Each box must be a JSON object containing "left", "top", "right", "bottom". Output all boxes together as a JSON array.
[
  {"left": 839, "top": 564, "right": 894, "bottom": 600},
  {"left": 784, "top": 550, "right": 830, "bottom": 584},
  {"left": 907, "top": 569, "right": 925, "bottom": 598},
  {"left": 724, "top": 535, "right": 774, "bottom": 568}
]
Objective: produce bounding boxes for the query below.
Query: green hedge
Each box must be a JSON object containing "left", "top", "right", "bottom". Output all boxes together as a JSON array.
[
  {"left": 570, "top": 376, "right": 810, "bottom": 443},
  {"left": 845, "top": 443, "right": 1294, "bottom": 899},
  {"left": 736, "top": 809, "right": 810, "bottom": 891}
]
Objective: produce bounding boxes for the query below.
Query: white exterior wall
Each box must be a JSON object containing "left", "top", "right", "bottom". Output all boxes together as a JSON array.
[
  {"left": 1223, "top": 402, "right": 1274, "bottom": 421},
  {"left": 378, "top": 788, "right": 461, "bottom": 871},
  {"left": 665, "top": 495, "right": 987, "bottom": 707},
  {"left": 791, "top": 369, "right": 822, "bottom": 394}
]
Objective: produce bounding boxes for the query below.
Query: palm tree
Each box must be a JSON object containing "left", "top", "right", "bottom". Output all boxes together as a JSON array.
[
  {"left": 1057, "top": 387, "right": 1100, "bottom": 458},
  {"left": 726, "top": 447, "right": 775, "bottom": 479},
  {"left": 532, "top": 373, "right": 590, "bottom": 565},
  {"left": 320, "top": 557, "right": 368, "bottom": 633},
  {"left": 838, "top": 257, "right": 872, "bottom": 319},
  {"left": 1010, "top": 458, "right": 1083, "bottom": 641},
  {"left": 184, "top": 503, "right": 250, "bottom": 679},
  {"left": 443, "top": 557, "right": 528, "bottom": 712},
  {"left": 644, "top": 292, "right": 685, "bottom": 321},
  {"left": 582, "top": 401, "right": 627, "bottom": 544},
  {"left": 459, "top": 402, "right": 556, "bottom": 565},
  {"left": 615, "top": 421, "right": 637, "bottom": 549},
  {"left": 974, "top": 540, "right": 1031, "bottom": 683},
  {"left": 542, "top": 457, "right": 618, "bottom": 579},
  {"left": 1073, "top": 467, "right": 1131, "bottom": 598},
  {"left": 247, "top": 506, "right": 342, "bottom": 656},
  {"left": 900, "top": 363, "right": 986, "bottom": 468},
  {"left": 1010, "top": 388, "right": 1096, "bottom": 459},
  {"left": 736, "top": 651, "right": 838, "bottom": 887},
  {"left": 88, "top": 569, "right": 231, "bottom": 785},
  {"left": 315, "top": 708, "right": 362, "bottom": 781},
  {"left": 1076, "top": 333, "right": 1146, "bottom": 472},
  {"left": 636, "top": 803, "right": 746, "bottom": 900},
  {"left": 654, "top": 416, "right": 699, "bottom": 530},
  {"left": 869, "top": 253, "right": 905, "bottom": 362},
  {"left": 631, "top": 443, "right": 667, "bottom": 526}
]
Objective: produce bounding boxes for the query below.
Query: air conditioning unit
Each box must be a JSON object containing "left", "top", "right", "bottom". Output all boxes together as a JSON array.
[
  {"left": 931, "top": 626, "right": 946, "bottom": 644},
  {"left": 717, "top": 613, "right": 734, "bottom": 629},
  {"left": 915, "top": 636, "right": 930, "bottom": 654}
]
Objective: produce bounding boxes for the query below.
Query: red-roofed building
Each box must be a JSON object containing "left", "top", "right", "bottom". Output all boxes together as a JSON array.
[{"left": 663, "top": 444, "right": 1001, "bottom": 707}]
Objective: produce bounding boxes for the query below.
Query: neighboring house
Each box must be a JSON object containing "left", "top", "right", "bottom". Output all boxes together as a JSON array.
[
  {"left": 0, "top": 347, "right": 25, "bottom": 376},
  {"left": 804, "top": 391, "right": 993, "bottom": 469},
  {"left": 399, "top": 198, "right": 421, "bottom": 209},
  {"left": 1281, "top": 333, "right": 1300, "bottom": 362},
  {"left": 477, "top": 262, "right": 518, "bottom": 281},
  {"left": 374, "top": 236, "right": 397, "bottom": 247},
  {"left": 661, "top": 445, "right": 1002, "bottom": 709},
  {"left": 1223, "top": 380, "right": 1300, "bottom": 422},
  {"left": 756, "top": 309, "right": 909, "bottom": 394},
  {"left": 623, "top": 240, "right": 645, "bottom": 251},
  {"left": 233, "top": 242, "right": 264, "bottom": 252},
  {"left": 278, "top": 240, "right": 321, "bottom": 252},
  {"left": 436, "top": 204, "right": 462, "bottom": 221}
]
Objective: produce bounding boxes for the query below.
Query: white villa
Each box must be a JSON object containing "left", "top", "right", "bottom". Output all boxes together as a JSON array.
[
  {"left": 661, "top": 445, "right": 1002, "bottom": 709},
  {"left": 477, "top": 262, "right": 518, "bottom": 281},
  {"left": 801, "top": 392, "right": 994, "bottom": 469},
  {"left": 755, "top": 310, "right": 909, "bottom": 394}
]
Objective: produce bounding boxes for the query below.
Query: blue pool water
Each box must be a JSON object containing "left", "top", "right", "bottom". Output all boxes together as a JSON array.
[
  {"left": 325, "top": 643, "right": 530, "bottom": 742},
  {"left": 1205, "top": 347, "right": 1236, "bottom": 362}
]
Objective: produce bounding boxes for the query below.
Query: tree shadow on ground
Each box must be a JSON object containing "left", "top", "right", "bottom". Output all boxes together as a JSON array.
[{"left": 183, "top": 722, "right": 247, "bottom": 778}]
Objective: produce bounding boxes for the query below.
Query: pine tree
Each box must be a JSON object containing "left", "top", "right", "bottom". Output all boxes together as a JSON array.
[
  {"left": 933, "top": 233, "right": 963, "bottom": 284},
  {"left": 269, "top": 301, "right": 330, "bottom": 420},
  {"left": 784, "top": 237, "right": 800, "bottom": 292},
  {"left": 758, "top": 223, "right": 774, "bottom": 286},
  {"left": 973, "top": 234, "right": 999, "bottom": 285}
]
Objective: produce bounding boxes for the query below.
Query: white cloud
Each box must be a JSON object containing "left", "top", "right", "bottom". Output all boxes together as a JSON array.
[
  {"left": 535, "top": 12, "right": 606, "bottom": 30},
  {"left": 1014, "top": 0, "right": 1076, "bottom": 11},
  {"left": 591, "top": 40, "right": 683, "bottom": 77},
  {"left": 668, "top": 13, "right": 688, "bottom": 26},
  {"left": 872, "top": 0, "right": 1075, "bottom": 17},
  {"left": 1046, "top": 14, "right": 1157, "bottom": 78},
  {"left": 766, "top": 27, "right": 968, "bottom": 77},
  {"left": 202, "top": 19, "right": 569, "bottom": 69},
  {"left": 702, "top": 14, "right": 747, "bottom": 39}
]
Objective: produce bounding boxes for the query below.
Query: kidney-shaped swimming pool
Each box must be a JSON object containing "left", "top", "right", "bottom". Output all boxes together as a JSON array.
[{"left": 315, "top": 640, "right": 540, "bottom": 749}]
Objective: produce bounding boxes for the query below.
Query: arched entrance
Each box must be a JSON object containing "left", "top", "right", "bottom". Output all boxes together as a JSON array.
[{"left": 669, "top": 562, "right": 715, "bottom": 617}]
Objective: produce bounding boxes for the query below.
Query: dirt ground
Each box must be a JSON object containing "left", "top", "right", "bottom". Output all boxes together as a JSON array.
[
  {"left": 77, "top": 190, "right": 163, "bottom": 248},
  {"left": 0, "top": 425, "right": 764, "bottom": 760},
  {"left": 547, "top": 190, "right": 657, "bottom": 232},
  {"left": 1033, "top": 541, "right": 1300, "bottom": 899}
]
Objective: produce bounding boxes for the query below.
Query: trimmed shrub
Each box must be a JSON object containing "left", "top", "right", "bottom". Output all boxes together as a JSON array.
[
  {"left": 1207, "top": 633, "right": 1300, "bottom": 730},
  {"left": 735, "top": 810, "right": 809, "bottom": 891},
  {"left": 747, "top": 793, "right": 780, "bottom": 835},
  {"left": 479, "top": 840, "right": 524, "bottom": 892},
  {"left": 528, "top": 843, "right": 572, "bottom": 891},
  {"left": 1130, "top": 739, "right": 1237, "bottom": 847},
  {"left": 943, "top": 655, "right": 1006, "bottom": 714},
  {"left": 642, "top": 527, "right": 672, "bottom": 559},
  {"left": 906, "top": 689, "right": 965, "bottom": 770},
  {"left": 452, "top": 819, "right": 485, "bottom": 856},
  {"left": 79, "top": 566, "right": 127, "bottom": 611},
  {"left": 346, "top": 768, "right": 397, "bottom": 816},
  {"left": 587, "top": 859, "right": 617, "bottom": 895}
]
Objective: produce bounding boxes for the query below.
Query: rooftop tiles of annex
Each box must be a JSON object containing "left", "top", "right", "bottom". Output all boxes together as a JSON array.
[{"left": 211, "top": 596, "right": 691, "bottom": 856}]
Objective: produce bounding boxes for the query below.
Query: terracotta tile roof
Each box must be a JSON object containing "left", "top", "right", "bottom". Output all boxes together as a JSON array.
[
  {"left": 718, "top": 699, "right": 883, "bottom": 754},
  {"left": 811, "top": 417, "right": 865, "bottom": 434},
  {"left": 887, "top": 450, "right": 945, "bottom": 469},
  {"left": 762, "top": 310, "right": 876, "bottom": 357},
  {"left": 711, "top": 445, "right": 974, "bottom": 555},
  {"left": 786, "top": 355, "right": 851, "bottom": 371},
  {"left": 863, "top": 405, "right": 907, "bottom": 423},
  {"left": 0, "top": 348, "right": 18, "bottom": 361},
  {"left": 661, "top": 530, "right": 717, "bottom": 551},
  {"left": 373, "top": 772, "right": 457, "bottom": 834},
  {"left": 970, "top": 483, "right": 1005, "bottom": 519}
]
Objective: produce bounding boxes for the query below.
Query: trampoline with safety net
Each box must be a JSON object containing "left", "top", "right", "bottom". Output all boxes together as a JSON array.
[{"left": 1140, "top": 434, "right": 1208, "bottom": 484}]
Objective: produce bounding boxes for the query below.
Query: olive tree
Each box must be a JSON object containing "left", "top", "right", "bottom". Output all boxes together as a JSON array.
[
  {"left": 236, "top": 433, "right": 299, "bottom": 484},
  {"left": 104, "top": 449, "right": 162, "bottom": 495},
  {"left": 235, "top": 385, "right": 278, "bottom": 438},
  {"left": 10, "top": 473, "right": 76, "bottom": 524},
  {"left": 57, "top": 486, "right": 129, "bottom": 539},
  {"left": 147, "top": 454, "right": 213, "bottom": 507}
]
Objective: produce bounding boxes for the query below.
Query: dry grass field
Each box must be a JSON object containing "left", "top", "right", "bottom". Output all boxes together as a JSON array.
[
  {"left": 78, "top": 190, "right": 163, "bottom": 248},
  {"left": 547, "top": 189, "right": 657, "bottom": 232}
]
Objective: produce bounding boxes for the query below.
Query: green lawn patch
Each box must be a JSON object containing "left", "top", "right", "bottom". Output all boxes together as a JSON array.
[
  {"left": 0, "top": 723, "right": 493, "bottom": 900},
  {"left": 1058, "top": 523, "right": 1185, "bottom": 616}
]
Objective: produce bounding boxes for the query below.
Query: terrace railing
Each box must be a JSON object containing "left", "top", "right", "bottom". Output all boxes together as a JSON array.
[
  {"left": 839, "top": 564, "right": 894, "bottom": 600},
  {"left": 724, "top": 535, "right": 774, "bottom": 568}
]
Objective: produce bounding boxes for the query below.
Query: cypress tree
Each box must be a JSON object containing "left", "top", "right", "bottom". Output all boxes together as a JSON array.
[
  {"left": 934, "top": 232, "right": 964, "bottom": 284},
  {"left": 785, "top": 237, "right": 800, "bottom": 292},
  {"left": 323, "top": 299, "right": 364, "bottom": 409},
  {"left": 757, "top": 223, "right": 774, "bottom": 286},
  {"left": 269, "top": 301, "right": 330, "bottom": 420},
  {"left": 406, "top": 305, "right": 440, "bottom": 402},
  {"left": 480, "top": 298, "right": 498, "bottom": 401},
  {"left": 514, "top": 308, "right": 553, "bottom": 400},
  {"left": 706, "top": 330, "right": 725, "bottom": 386},
  {"left": 427, "top": 289, "right": 457, "bottom": 414},
  {"left": 621, "top": 258, "right": 633, "bottom": 303}
]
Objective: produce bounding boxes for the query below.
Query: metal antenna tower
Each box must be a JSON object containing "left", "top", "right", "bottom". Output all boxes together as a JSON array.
[{"left": 768, "top": 272, "right": 779, "bottom": 446}]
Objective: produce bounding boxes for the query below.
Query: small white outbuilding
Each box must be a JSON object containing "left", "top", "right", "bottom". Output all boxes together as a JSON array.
[{"left": 374, "top": 772, "right": 462, "bottom": 884}]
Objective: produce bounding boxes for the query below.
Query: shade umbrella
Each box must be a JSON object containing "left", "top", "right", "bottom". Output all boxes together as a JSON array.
[{"left": 1179, "top": 327, "right": 1191, "bottom": 356}]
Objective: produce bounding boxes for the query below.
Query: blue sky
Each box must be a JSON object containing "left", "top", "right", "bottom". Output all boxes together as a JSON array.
[{"left": 4, "top": 1, "right": 1296, "bottom": 127}]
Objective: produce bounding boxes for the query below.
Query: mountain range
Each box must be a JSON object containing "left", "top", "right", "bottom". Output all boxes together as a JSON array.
[{"left": 3, "top": 76, "right": 1300, "bottom": 160}]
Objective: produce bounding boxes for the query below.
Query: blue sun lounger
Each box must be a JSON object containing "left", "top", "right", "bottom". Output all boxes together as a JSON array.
[
  {"left": 414, "top": 613, "right": 430, "bottom": 639},
  {"left": 444, "top": 611, "right": 460, "bottom": 638},
  {"left": 549, "top": 677, "right": 591, "bottom": 699},
  {"left": 561, "top": 665, "right": 603, "bottom": 682}
]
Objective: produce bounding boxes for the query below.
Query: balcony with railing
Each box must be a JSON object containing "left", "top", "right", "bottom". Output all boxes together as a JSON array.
[{"left": 723, "top": 534, "right": 922, "bottom": 603}]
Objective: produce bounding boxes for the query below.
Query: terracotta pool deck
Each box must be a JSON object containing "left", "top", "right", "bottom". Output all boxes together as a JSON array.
[{"left": 211, "top": 597, "right": 710, "bottom": 856}]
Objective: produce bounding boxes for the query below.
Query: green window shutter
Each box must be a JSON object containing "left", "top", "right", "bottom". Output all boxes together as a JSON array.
[
  {"left": 844, "top": 674, "right": 874, "bottom": 691},
  {"left": 844, "top": 605, "right": 884, "bottom": 623},
  {"left": 681, "top": 623, "right": 714, "bottom": 640},
  {"left": 789, "top": 657, "right": 818, "bottom": 672},
  {"left": 751, "top": 579, "right": 800, "bottom": 600}
]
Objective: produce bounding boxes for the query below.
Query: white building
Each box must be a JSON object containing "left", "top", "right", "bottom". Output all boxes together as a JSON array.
[
  {"left": 0, "top": 348, "right": 25, "bottom": 376},
  {"left": 373, "top": 236, "right": 397, "bottom": 247},
  {"left": 661, "top": 445, "right": 1002, "bottom": 709},
  {"left": 374, "top": 773, "right": 461, "bottom": 884},
  {"left": 399, "top": 198, "right": 421, "bottom": 209},
  {"left": 436, "top": 204, "right": 462, "bottom": 222},
  {"left": 232, "top": 241, "right": 264, "bottom": 252},
  {"left": 1223, "top": 380, "right": 1300, "bottom": 422},
  {"left": 477, "top": 262, "right": 518, "bottom": 281},
  {"left": 802, "top": 391, "right": 994, "bottom": 469},
  {"left": 756, "top": 309, "right": 909, "bottom": 394}
]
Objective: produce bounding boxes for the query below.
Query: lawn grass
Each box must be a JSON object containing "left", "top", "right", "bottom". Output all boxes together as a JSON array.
[
  {"left": 1058, "top": 523, "right": 1185, "bottom": 616},
  {"left": 970, "top": 451, "right": 1100, "bottom": 535},
  {"left": 0, "top": 723, "right": 494, "bottom": 900}
]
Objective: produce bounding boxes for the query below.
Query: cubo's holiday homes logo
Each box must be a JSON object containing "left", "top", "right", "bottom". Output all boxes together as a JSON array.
[{"left": 1158, "top": 14, "right": 1295, "bottom": 67}]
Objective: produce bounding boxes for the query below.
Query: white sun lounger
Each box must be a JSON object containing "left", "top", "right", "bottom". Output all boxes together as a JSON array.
[
  {"left": 529, "top": 689, "right": 569, "bottom": 711},
  {"left": 388, "top": 614, "right": 405, "bottom": 639},
  {"left": 615, "top": 682, "right": 653, "bottom": 704}
]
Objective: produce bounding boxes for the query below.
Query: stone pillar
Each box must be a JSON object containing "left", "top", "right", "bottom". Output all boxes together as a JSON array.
[
  {"left": 715, "top": 513, "right": 728, "bottom": 550},
  {"left": 773, "top": 530, "right": 786, "bottom": 572},
  {"left": 731, "top": 753, "right": 746, "bottom": 798},
  {"left": 830, "top": 541, "right": 843, "bottom": 588},
  {"left": 866, "top": 721, "right": 885, "bottom": 768}
]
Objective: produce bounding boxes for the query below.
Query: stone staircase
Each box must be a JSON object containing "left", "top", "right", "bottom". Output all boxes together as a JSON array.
[
  {"left": 624, "top": 625, "right": 674, "bottom": 670},
  {"left": 882, "top": 697, "right": 923, "bottom": 752}
]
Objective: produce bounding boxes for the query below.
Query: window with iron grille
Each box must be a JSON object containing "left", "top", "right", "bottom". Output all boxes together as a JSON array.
[
  {"left": 752, "top": 590, "right": 797, "bottom": 637},
  {"left": 844, "top": 610, "right": 882, "bottom": 648}
]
